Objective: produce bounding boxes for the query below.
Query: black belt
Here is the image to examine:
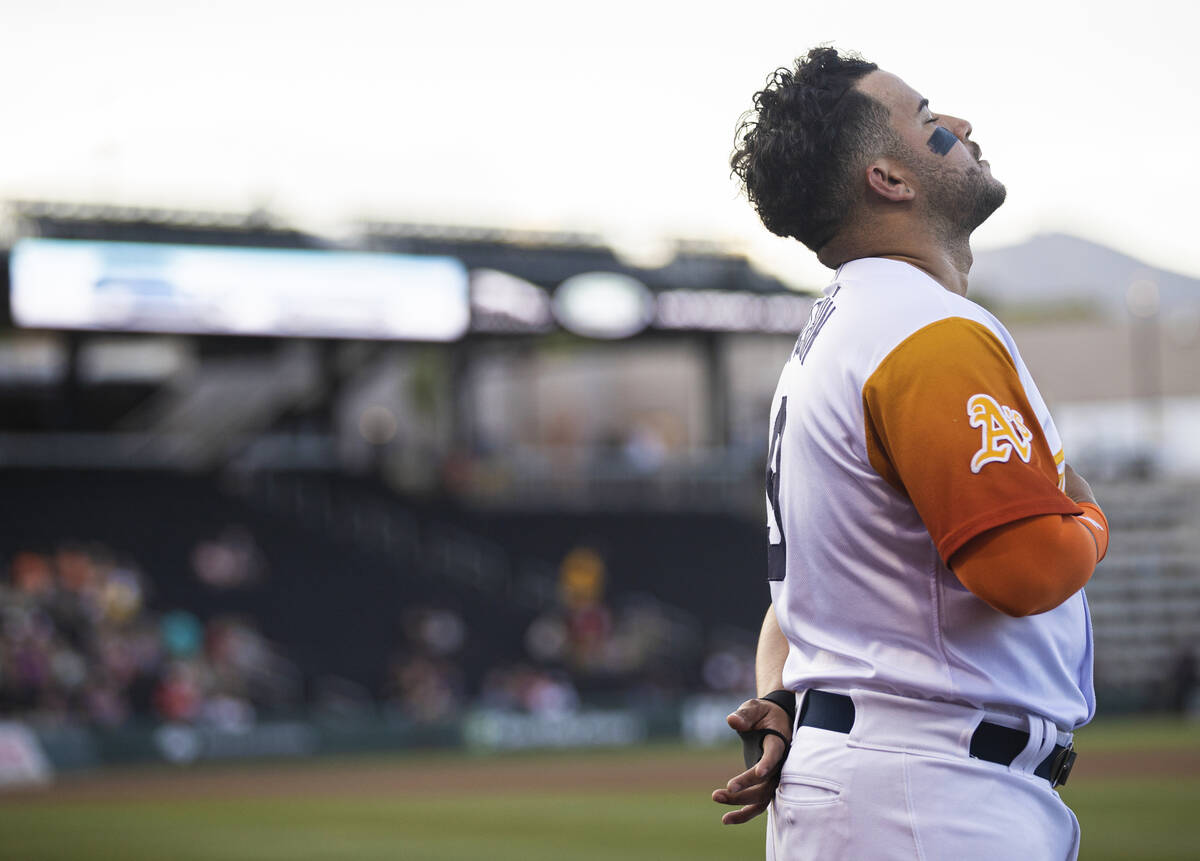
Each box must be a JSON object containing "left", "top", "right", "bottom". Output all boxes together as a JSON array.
[{"left": 798, "top": 690, "right": 1077, "bottom": 788}]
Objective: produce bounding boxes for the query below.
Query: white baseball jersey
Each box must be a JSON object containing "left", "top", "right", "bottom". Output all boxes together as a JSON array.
[{"left": 766, "top": 257, "right": 1094, "bottom": 730}]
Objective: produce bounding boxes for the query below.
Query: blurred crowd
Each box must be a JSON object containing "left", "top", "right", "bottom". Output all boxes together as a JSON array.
[
  {"left": 2, "top": 538, "right": 753, "bottom": 730},
  {"left": 385, "top": 545, "right": 753, "bottom": 723},
  {"left": 0, "top": 544, "right": 297, "bottom": 729}
]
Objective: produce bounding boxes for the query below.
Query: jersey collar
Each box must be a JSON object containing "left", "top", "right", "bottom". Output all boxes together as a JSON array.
[{"left": 831, "top": 257, "right": 944, "bottom": 294}]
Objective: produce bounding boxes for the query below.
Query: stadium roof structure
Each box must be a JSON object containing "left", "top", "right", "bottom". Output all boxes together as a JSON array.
[
  {"left": 361, "top": 220, "right": 814, "bottom": 338},
  {"left": 4, "top": 201, "right": 813, "bottom": 341},
  {"left": 360, "top": 218, "right": 787, "bottom": 295},
  {"left": 0, "top": 201, "right": 811, "bottom": 469},
  {"left": 6, "top": 200, "right": 321, "bottom": 250}
]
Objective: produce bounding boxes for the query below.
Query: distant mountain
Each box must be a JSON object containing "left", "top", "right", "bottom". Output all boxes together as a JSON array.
[{"left": 970, "top": 233, "right": 1200, "bottom": 318}]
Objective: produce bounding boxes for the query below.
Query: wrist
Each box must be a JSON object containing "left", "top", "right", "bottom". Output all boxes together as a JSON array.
[
  {"left": 758, "top": 689, "right": 796, "bottom": 726},
  {"left": 1075, "top": 501, "right": 1110, "bottom": 562}
]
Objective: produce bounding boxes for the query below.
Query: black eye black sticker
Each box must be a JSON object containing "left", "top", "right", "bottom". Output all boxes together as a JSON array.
[{"left": 927, "top": 126, "right": 957, "bottom": 156}]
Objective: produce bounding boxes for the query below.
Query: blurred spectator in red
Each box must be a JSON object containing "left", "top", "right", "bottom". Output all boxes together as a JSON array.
[{"left": 154, "top": 661, "right": 204, "bottom": 723}]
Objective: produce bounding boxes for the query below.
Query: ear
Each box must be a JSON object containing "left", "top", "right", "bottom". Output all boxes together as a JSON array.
[{"left": 865, "top": 158, "right": 916, "bottom": 203}]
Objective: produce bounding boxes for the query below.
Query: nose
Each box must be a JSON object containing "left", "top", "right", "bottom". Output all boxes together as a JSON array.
[{"left": 940, "top": 113, "right": 973, "bottom": 142}]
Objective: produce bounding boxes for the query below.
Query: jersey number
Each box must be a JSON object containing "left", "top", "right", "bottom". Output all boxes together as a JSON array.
[{"left": 766, "top": 396, "right": 787, "bottom": 581}]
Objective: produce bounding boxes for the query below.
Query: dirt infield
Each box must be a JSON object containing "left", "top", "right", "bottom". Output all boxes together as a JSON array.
[
  {"left": 6, "top": 744, "right": 1200, "bottom": 806},
  {"left": 5, "top": 748, "right": 726, "bottom": 803}
]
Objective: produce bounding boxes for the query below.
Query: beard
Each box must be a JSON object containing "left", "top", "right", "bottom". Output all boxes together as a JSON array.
[{"left": 922, "top": 160, "right": 1007, "bottom": 238}]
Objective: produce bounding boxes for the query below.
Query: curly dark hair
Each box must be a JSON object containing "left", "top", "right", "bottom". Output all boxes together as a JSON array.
[{"left": 731, "top": 47, "right": 897, "bottom": 252}]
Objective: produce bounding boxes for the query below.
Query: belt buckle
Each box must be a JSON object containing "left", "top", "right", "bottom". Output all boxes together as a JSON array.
[{"left": 1049, "top": 743, "right": 1077, "bottom": 788}]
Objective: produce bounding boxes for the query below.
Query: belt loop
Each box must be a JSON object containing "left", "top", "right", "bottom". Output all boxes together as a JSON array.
[
  {"left": 1008, "top": 714, "right": 1045, "bottom": 774},
  {"left": 1034, "top": 716, "right": 1059, "bottom": 771}
]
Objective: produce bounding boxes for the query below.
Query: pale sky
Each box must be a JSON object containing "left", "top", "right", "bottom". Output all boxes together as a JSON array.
[{"left": 2, "top": 0, "right": 1196, "bottom": 290}]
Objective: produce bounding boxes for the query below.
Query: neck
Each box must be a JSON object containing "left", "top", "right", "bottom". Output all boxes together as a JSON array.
[{"left": 818, "top": 224, "right": 973, "bottom": 297}]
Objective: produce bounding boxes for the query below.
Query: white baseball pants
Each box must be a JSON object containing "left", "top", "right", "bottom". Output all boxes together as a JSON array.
[{"left": 765, "top": 689, "right": 1081, "bottom": 860}]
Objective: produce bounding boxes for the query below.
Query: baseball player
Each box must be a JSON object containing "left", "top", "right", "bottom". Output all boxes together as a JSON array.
[{"left": 711, "top": 48, "right": 1109, "bottom": 860}]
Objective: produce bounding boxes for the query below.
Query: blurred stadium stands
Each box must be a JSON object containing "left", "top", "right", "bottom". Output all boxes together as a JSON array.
[
  {"left": 1087, "top": 480, "right": 1200, "bottom": 711},
  {"left": 1, "top": 201, "right": 1197, "bottom": 777}
]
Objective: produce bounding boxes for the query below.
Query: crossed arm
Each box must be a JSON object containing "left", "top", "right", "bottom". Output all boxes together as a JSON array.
[{"left": 950, "top": 464, "right": 1108, "bottom": 616}]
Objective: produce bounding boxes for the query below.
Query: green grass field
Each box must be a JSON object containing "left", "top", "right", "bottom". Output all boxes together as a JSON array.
[
  {"left": 1, "top": 717, "right": 1197, "bottom": 860},
  {"left": 2, "top": 791, "right": 763, "bottom": 861}
]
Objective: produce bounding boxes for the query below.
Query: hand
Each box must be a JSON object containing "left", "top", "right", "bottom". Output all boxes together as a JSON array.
[
  {"left": 711, "top": 697, "right": 793, "bottom": 825},
  {"left": 1063, "top": 463, "right": 1097, "bottom": 506}
]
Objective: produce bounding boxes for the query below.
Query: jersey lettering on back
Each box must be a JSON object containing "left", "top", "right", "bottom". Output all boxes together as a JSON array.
[
  {"left": 793, "top": 284, "right": 840, "bottom": 364},
  {"left": 767, "top": 287, "right": 841, "bottom": 581},
  {"left": 766, "top": 396, "right": 788, "bottom": 581}
]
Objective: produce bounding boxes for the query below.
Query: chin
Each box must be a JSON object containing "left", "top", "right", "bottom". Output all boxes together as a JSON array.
[
  {"left": 990, "top": 178, "right": 1008, "bottom": 208},
  {"left": 988, "top": 179, "right": 1007, "bottom": 206},
  {"left": 965, "top": 175, "right": 1007, "bottom": 233}
]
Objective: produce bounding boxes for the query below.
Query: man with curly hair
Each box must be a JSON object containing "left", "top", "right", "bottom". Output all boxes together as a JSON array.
[{"left": 711, "top": 47, "right": 1109, "bottom": 860}]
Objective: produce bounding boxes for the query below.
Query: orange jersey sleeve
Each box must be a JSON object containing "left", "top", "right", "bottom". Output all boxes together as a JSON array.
[
  {"left": 862, "top": 317, "right": 1082, "bottom": 561},
  {"left": 950, "top": 513, "right": 1100, "bottom": 616}
]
